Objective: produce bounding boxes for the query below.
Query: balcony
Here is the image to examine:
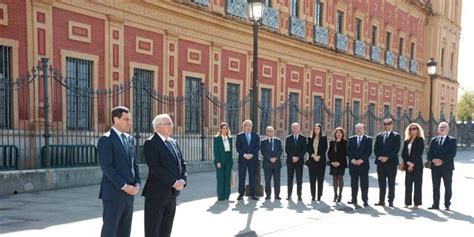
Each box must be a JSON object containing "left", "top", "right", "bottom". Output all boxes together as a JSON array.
[
  {"left": 226, "top": 0, "right": 247, "bottom": 20},
  {"left": 354, "top": 40, "right": 365, "bottom": 58},
  {"left": 335, "top": 33, "right": 348, "bottom": 52},
  {"left": 314, "top": 26, "right": 328, "bottom": 46},
  {"left": 289, "top": 16, "right": 305, "bottom": 39},
  {"left": 385, "top": 51, "right": 395, "bottom": 67},
  {"left": 192, "top": 0, "right": 209, "bottom": 6},
  {"left": 371, "top": 46, "right": 381, "bottom": 62},
  {"left": 398, "top": 56, "right": 407, "bottom": 71},
  {"left": 261, "top": 5, "right": 279, "bottom": 31},
  {"left": 410, "top": 59, "right": 418, "bottom": 74}
]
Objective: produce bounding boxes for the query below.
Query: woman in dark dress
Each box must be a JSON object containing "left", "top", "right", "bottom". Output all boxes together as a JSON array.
[
  {"left": 307, "top": 123, "right": 328, "bottom": 201},
  {"left": 401, "top": 122, "right": 425, "bottom": 209},
  {"left": 327, "top": 127, "right": 347, "bottom": 202}
]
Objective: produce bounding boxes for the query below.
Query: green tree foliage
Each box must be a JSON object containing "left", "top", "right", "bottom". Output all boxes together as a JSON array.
[{"left": 457, "top": 91, "right": 474, "bottom": 120}]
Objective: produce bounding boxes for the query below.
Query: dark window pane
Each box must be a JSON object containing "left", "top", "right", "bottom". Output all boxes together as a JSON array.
[
  {"left": 66, "top": 57, "right": 93, "bottom": 130},
  {"left": 226, "top": 83, "right": 240, "bottom": 133},
  {"left": 133, "top": 68, "right": 154, "bottom": 132}
]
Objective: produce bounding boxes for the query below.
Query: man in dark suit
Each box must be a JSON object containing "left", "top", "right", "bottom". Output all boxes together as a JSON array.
[
  {"left": 260, "top": 126, "right": 283, "bottom": 200},
  {"left": 142, "top": 113, "right": 187, "bottom": 237},
  {"left": 347, "top": 123, "right": 372, "bottom": 207},
  {"left": 374, "top": 118, "right": 401, "bottom": 207},
  {"left": 236, "top": 119, "right": 261, "bottom": 200},
  {"left": 427, "top": 122, "right": 457, "bottom": 211},
  {"left": 285, "top": 122, "right": 307, "bottom": 201},
  {"left": 98, "top": 106, "right": 141, "bottom": 237}
]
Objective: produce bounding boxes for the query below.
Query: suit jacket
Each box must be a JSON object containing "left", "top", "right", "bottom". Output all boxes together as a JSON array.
[
  {"left": 347, "top": 135, "right": 373, "bottom": 170},
  {"left": 260, "top": 137, "right": 283, "bottom": 169},
  {"left": 142, "top": 133, "right": 187, "bottom": 200},
  {"left": 236, "top": 132, "right": 260, "bottom": 163},
  {"left": 307, "top": 136, "right": 328, "bottom": 165},
  {"left": 401, "top": 137, "right": 424, "bottom": 171},
  {"left": 427, "top": 135, "right": 457, "bottom": 171},
  {"left": 285, "top": 134, "right": 307, "bottom": 165},
  {"left": 98, "top": 129, "right": 141, "bottom": 202},
  {"left": 213, "top": 136, "right": 233, "bottom": 166},
  {"left": 327, "top": 139, "right": 348, "bottom": 168},
  {"left": 374, "top": 131, "right": 401, "bottom": 167}
]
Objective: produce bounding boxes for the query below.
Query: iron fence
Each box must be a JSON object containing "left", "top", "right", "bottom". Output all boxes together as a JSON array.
[{"left": 0, "top": 58, "right": 470, "bottom": 170}]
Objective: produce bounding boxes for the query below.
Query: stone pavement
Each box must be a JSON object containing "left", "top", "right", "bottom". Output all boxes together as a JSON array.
[{"left": 1, "top": 150, "right": 473, "bottom": 237}]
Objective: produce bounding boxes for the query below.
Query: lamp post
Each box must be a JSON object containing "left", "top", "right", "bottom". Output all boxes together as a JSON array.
[
  {"left": 248, "top": 0, "right": 264, "bottom": 196},
  {"left": 248, "top": 0, "right": 264, "bottom": 133},
  {"left": 427, "top": 57, "right": 437, "bottom": 142}
]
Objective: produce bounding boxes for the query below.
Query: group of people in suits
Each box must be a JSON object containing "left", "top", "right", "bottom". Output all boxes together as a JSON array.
[
  {"left": 213, "top": 118, "right": 457, "bottom": 212},
  {"left": 98, "top": 106, "right": 186, "bottom": 237},
  {"left": 96, "top": 106, "right": 456, "bottom": 237}
]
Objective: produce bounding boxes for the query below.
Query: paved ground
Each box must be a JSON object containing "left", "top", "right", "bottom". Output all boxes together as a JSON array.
[{"left": 1, "top": 150, "right": 473, "bottom": 237}]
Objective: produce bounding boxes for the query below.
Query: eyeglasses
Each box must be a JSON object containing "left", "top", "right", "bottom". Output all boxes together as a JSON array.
[
  {"left": 409, "top": 127, "right": 418, "bottom": 131},
  {"left": 384, "top": 123, "right": 392, "bottom": 125}
]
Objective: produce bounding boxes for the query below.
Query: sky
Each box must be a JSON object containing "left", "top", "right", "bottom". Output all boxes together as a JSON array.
[{"left": 457, "top": 0, "right": 472, "bottom": 97}]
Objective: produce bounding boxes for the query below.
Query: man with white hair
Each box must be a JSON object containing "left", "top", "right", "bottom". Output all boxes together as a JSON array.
[
  {"left": 142, "top": 114, "right": 187, "bottom": 237},
  {"left": 427, "top": 121, "right": 457, "bottom": 211},
  {"left": 285, "top": 122, "right": 307, "bottom": 201},
  {"left": 236, "top": 119, "right": 261, "bottom": 201}
]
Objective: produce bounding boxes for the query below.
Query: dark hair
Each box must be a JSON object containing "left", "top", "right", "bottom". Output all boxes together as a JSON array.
[
  {"left": 312, "top": 123, "right": 323, "bottom": 139},
  {"left": 334, "top": 127, "right": 345, "bottom": 140},
  {"left": 111, "top": 106, "right": 130, "bottom": 124}
]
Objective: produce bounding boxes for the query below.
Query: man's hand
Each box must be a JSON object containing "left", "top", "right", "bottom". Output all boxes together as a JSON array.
[
  {"left": 378, "top": 156, "right": 388, "bottom": 163},
  {"left": 123, "top": 185, "right": 137, "bottom": 195},
  {"left": 292, "top": 156, "right": 299, "bottom": 163},
  {"left": 173, "top": 180, "right": 186, "bottom": 191},
  {"left": 433, "top": 159, "right": 443, "bottom": 167},
  {"left": 332, "top": 161, "right": 340, "bottom": 167},
  {"left": 351, "top": 159, "right": 357, "bottom": 165},
  {"left": 270, "top": 157, "right": 277, "bottom": 163},
  {"left": 357, "top": 160, "right": 364, "bottom": 165}
]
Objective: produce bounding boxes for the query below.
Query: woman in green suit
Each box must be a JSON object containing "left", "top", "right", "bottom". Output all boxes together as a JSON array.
[{"left": 214, "top": 122, "right": 233, "bottom": 201}]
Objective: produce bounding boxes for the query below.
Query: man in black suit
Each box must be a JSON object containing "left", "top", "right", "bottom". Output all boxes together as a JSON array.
[
  {"left": 347, "top": 123, "right": 372, "bottom": 207},
  {"left": 260, "top": 126, "right": 283, "bottom": 200},
  {"left": 142, "top": 114, "right": 187, "bottom": 237},
  {"left": 236, "top": 119, "right": 261, "bottom": 200},
  {"left": 374, "top": 118, "right": 401, "bottom": 207},
  {"left": 427, "top": 122, "right": 457, "bottom": 211},
  {"left": 98, "top": 106, "right": 141, "bottom": 237},
  {"left": 285, "top": 122, "right": 307, "bottom": 201}
]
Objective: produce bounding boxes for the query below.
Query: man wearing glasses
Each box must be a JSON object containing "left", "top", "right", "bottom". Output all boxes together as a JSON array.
[
  {"left": 427, "top": 122, "right": 457, "bottom": 211},
  {"left": 374, "top": 118, "right": 401, "bottom": 207}
]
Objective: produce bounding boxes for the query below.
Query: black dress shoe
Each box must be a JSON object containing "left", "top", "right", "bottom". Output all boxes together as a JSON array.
[
  {"left": 275, "top": 196, "right": 281, "bottom": 200},
  {"left": 389, "top": 202, "right": 394, "bottom": 207},
  {"left": 374, "top": 202, "right": 385, "bottom": 206},
  {"left": 250, "top": 196, "right": 259, "bottom": 200},
  {"left": 317, "top": 196, "right": 321, "bottom": 201},
  {"left": 286, "top": 197, "right": 292, "bottom": 200},
  {"left": 311, "top": 196, "right": 316, "bottom": 201},
  {"left": 348, "top": 201, "right": 357, "bottom": 205},
  {"left": 265, "top": 196, "right": 271, "bottom": 200},
  {"left": 445, "top": 206, "right": 450, "bottom": 211},
  {"left": 363, "top": 202, "right": 369, "bottom": 207},
  {"left": 428, "top": 205, "right": 439, "bottom": 210},
  {"left": 298, "top": 196, "right": 302, "bottom": 201},
  {"left": 237, "top": 195, "right": 244, "bottom": 201}
]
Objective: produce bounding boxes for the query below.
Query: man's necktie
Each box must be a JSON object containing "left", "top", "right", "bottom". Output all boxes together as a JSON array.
[
  {"left": 357, "top": 136, "right": 361, "bottom": 148},
  {"left": 383, "top": 132, "right": 388, "bottom": 144},
  {"left": 121, "top": 134, "right": 134, "bottom": 179},
  {"left": 270, "top": 138, "right": 274, "bottom": 151},
  {"left": 246, "top": 133, "right": 251, "bottom": 146},
  {"left": 439, "top": 137, "right": 444, "bottom": 146},
  {"left": 165, "top": 139, "right": 182, "bottom": 173},
  {"left": 294, "top": 135, "right": 298, "bottom": 144}
]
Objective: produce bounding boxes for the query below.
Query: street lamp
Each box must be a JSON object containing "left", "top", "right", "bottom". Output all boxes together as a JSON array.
[
  {"left": 248, "top": 0, "right": 264, "bottom": 133},
  {"left": 427, "top": 57, "right": 437, "bottom": 142},
  {"left": 248, "top": 0, "right": 264, "bottom": 197}
]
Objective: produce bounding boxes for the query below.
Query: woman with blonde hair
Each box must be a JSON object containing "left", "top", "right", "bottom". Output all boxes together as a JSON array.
[
  {"left": 213, "top": 122, "right": 233, "bottom": 201},
  {"left": 401, "top": 122, "right": 425, "bottom": 208}
]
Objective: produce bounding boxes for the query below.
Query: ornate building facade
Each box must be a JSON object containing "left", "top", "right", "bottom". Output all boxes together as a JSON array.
[{"left": 0, "top": 0, "right": 462, "bottom": 134}]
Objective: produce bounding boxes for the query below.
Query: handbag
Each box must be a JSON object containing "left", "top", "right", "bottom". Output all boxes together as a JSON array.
[{"left": 424, "top": 160, "right": 431, "bottom": 169}]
